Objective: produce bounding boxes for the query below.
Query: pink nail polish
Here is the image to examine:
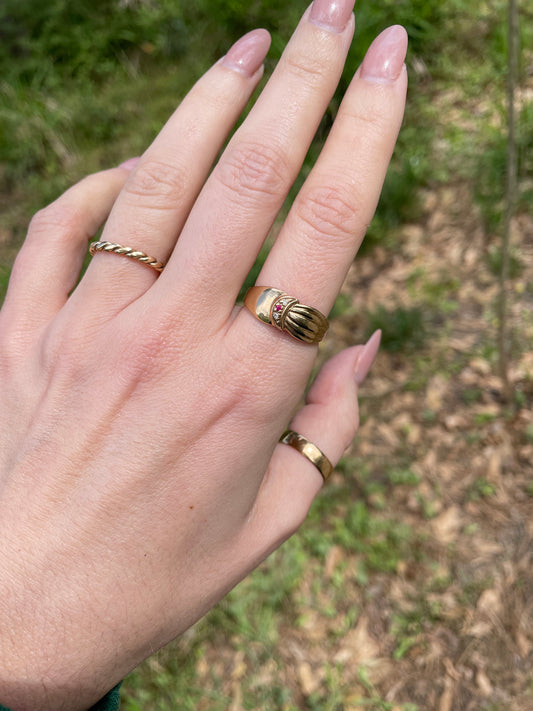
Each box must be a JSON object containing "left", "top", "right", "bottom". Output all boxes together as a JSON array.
[
  {"left": 309, "top": 0, "right": 355, "bottom": 33},
  {"left": 360, "top": 25, "right": 408, "bottom": 83},
  {"left": 221, "top": 29, "right": 271, "bottom": 77},
  {"left": 354, "top": 330, "right": 381, "bottom": 385},
  {"left": 119, "top": 157, "right": 140, "bottom": 171}
]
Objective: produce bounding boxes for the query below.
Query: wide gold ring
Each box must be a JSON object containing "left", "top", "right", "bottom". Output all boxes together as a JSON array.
[
  {"left": 244, "top": 286, "right": 328, "bottom": 344},
  {"left": 279, "top": 430, "right": 333, "bottom": 482},
  {"left": 89, "top": 241, "right": 165, "bottom": 273}
]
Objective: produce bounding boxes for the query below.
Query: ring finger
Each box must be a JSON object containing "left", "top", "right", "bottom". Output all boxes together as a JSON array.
[{"left": 253, "top": 25, "right": 408, "bottom": 321}]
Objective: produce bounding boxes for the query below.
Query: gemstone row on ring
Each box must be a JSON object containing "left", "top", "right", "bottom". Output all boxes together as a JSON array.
[{"left": 270, "top": 295, "right": 298, "bottom": 330}]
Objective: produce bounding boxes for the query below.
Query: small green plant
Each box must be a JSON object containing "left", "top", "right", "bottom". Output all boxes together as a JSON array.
[
  {"left": 363, "top": 152, "right": 426, "bottom": 251},
  {"left": 487, "top": 244, "right": 525, "bottom": 278},
  {"left": 354, "top": 666, "right": 419, "bottom": 710},
  {"left": 473, "top": 412, "right": 499, "bottom": 426},
  {"left": 387, "top": 467, "right": 420, "bottom": 486},
  {"left": 468, "top": 477, "right": 496, "bottom": 501},
  {"left": 461, "top": 387, "right": 483, "bottom": 404},
  {"left": 365, "top": 304, "right": 426, "bottom": 353},
  {"left": 421, "top": 408, "right": 438, "bottom": 423},
  {"left": 473, "top": 103, "right": 533, "bottom": 234}
]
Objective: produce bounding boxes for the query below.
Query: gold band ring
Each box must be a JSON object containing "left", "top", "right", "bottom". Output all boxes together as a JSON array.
[
  {"left": 279, "top": 430, "right": 333, "bottom": 482},
  {"left": 244, "top": 286, "right": 328, "bottom": 344},
  {"left": 89, "top": 241, "right": 165, "bottom": 273}
]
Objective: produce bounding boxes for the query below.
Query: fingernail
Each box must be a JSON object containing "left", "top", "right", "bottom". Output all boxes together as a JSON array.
[
  {"left": 119, "top": 157, "right": 140, "bottom": 171},
  {"left": 354, "top": 330, "right": 381, "bottom": 385},
  {"left": 221, "top": 29, "right": 271, "bottom": 77},
  {"left": 360, "top": 25, "right": 408, "bottom": 83},
  {"left": 309, "top": 0, "right": 355, "bottom": 33}
]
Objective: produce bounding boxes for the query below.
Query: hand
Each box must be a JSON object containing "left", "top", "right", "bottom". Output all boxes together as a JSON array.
[{"left": 0, "top": 1, "right": 407, "bottom": 708}]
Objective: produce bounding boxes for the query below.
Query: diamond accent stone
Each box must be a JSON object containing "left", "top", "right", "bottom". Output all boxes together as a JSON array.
[{"left": 271, "top": 296, "right": 298, "bottom": 328}]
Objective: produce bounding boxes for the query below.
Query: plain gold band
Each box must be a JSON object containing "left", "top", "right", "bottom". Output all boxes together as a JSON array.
[
  {"left": 279, "top": 430, "right": 333, "bottom": 482},
  {"left": 89, "top": 241, "right": 165, "bottom": 273},
  {"left": 244, "top": 286, "right": 328, "bottom": 344}
]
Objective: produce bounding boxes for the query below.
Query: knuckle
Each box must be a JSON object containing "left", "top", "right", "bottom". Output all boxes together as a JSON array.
[
  {"left": 338, "top": 104, "right": 390, "bottom": 138},
  {"left": 296, "top": 184, "right": 357, "bottom": 244},
  {"left": 122, "top": 158, "right": 187, "bottom": 210},
  {"left": 28, "top": 203, "right": 82, "bottom": 239},
  {"left": 284, "top": 51, "right": 328, "bottom": 85},
  {"left": 216, "top": 141, "right": 288, "bottom": 205}
]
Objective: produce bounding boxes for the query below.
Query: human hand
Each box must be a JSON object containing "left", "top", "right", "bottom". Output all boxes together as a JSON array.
[{"left": 0, "top": 1, "right": 407, "bottom": 708}]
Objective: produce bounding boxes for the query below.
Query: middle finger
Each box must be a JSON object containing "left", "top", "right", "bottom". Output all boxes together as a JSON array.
[{"left": 156, "top": 0, "right": 356, "bottom": 319}]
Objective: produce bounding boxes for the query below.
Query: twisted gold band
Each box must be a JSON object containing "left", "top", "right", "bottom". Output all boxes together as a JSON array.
[
  {"left": 89, "top": 241, "right": 165, "bottom": 273},
  {"left": 279, "top": 430, "right": 333, "bottom": 482},
  {"left": 244, "top": 286, "right": 328, "bottom": 344}
]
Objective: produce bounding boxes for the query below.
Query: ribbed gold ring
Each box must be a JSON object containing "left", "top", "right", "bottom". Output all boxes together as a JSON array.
[
  {"left": 244, "top": 286, "right": 328, "bottom": 344},
  {"left": 89, "top": 241, "right": 165, "bottom": 273},
  {"left": 279, "top": 430, "right": 333, "bottom": 482}
]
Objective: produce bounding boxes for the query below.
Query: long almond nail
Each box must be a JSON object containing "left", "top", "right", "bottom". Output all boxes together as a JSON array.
[
  {"left": 221, "top": 29, "right": 271, "bottom": 77},
  {"left": 360, "top": 25, "right": 408, "bottom": 83},
  {"left": 309, "top": 0, "right": 355, "bottom": 33},
  {"left": 354, "top": 330, "right": 381, "bottom": 385}
]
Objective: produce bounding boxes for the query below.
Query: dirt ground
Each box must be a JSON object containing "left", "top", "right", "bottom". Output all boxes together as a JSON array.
[
  {"left": 298, "top": 183, "right": 533, "bottom": 710},
  {"left": 181, "top": 181, "right": 533, "bottom": 711}
]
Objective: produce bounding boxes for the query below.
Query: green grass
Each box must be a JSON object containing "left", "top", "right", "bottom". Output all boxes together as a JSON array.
[
  {"left": 468, "top": 477, "right": 497, "bottom": 501},
  {"left": 365, "top": 304, "right": 426, "bottom": 353},
  {"left": 387, "top": 467, "right": 420, "bottom": 487},
  {"left": 3, "top": 0, "right": 514, "bottom": 257},
  {"left": 487, "top": 244, "right": 525, "bottom": 279},
  {"left": 121, "top": 458, "right": 424, "bottom": 705},
  {"left": 461, "top": 387, "right": 483, "bottom": 405},
  {"left": 2, "top": 1, "right": 533, "bottom": 708},
  {"left": 0, "top": 264, "right": 10, "bottom": 305},
  {"left": 121, "top": 471, "right": 422, "bottom": 708}
]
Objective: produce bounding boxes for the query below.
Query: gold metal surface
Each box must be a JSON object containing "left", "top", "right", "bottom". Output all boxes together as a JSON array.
[
  {"left": 244, "top": 286, "right": 328, "bottom": 344},
  {"left": 245, "top": 286, "right": 282, "bottom": 324},
  {"left": 279, "top": 430, "right": 333, "bottom": 482},
  {"left": 89, "top": 241, "right": 165, "bottom": 273}
]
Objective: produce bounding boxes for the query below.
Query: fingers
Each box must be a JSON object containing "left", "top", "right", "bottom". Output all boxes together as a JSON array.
[
  {"left": 76, "top": 30, "right": 271, "bottom": 312},
  {"left": 1, "top": 165, "right": 131, "bottom": 334},
  {"left": 159, "top": 0, "right": 356, "bottom": 317},
  {"left": 242, "top": 331, "right": 381, "bottom": 558},
  {"left": 254, "top": 25, "right": 408, "bottom": 315}
]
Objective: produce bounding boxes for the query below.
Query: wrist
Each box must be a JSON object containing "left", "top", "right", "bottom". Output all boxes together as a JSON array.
[{"left": 0, "top": 582, "right": 116, "bottom": 711}]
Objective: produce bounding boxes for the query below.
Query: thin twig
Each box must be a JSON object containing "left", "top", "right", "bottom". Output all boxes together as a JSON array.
[{"left": 498, "top": 0, "right": 519, "bottom": 402}]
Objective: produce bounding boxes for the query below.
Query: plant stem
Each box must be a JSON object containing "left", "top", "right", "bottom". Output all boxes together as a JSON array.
[{"left": 498, "top": 0, "right": 519, "bottom": 402}]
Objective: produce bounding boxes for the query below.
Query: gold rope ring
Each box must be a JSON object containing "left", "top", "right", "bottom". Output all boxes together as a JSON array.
[
  {"left": 279, "top": 430, "right": 333, "bottom": 482},
  {"left": 89, "top": 241, "right": 165, "bottom": 273},
  {"left": 244, "top": 286, "right": 328, "bottom": 344}
]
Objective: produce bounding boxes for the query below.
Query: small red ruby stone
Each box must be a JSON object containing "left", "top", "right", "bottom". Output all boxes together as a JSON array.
[{"left": 275, "top": 304, "right": 283, "bottom": 312}]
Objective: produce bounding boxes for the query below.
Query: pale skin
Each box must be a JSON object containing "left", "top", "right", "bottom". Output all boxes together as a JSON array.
[{"left": 0, "top": 1, "right": 408, "bottom": 709}]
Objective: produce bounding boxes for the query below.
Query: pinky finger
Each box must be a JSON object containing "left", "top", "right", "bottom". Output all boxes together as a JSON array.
[
  {"left": 244, "top": 330, "right": 381, "bottom": 557},
  {"left": 2, "top": 163, "right": 135, "bottom": 333}
]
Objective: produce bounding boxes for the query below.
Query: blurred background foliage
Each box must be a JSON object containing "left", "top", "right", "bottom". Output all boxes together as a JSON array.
[
  {"left": 1, "top": 0, "right": 530, "bottom": 277},
  {"left": 1, "top": 2, "right": 533, "bottom": 709}
]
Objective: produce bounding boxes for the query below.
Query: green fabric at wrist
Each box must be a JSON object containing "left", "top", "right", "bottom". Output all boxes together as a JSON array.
[
  {"left": 0, "top": 682, "right": 121, "bottom": 711},
  {"left": 89, "top": 683, "right": 122, "bottom": 711}
]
